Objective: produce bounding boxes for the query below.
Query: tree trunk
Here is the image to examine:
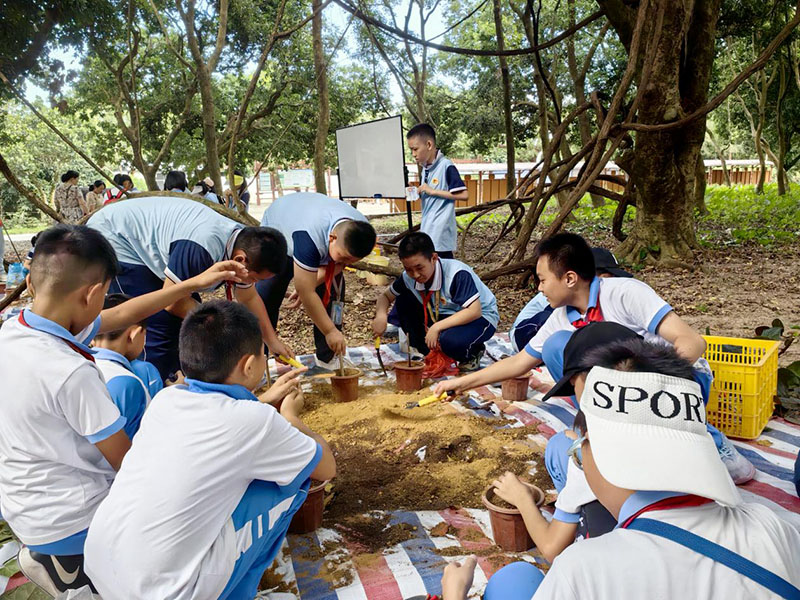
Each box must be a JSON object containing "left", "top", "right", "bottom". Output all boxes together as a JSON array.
[
  {"left": 775, "top": 54, "right": 789, "bottom": 195},
  {"left": 197, "top": 65, "right": 224, "bottom": 194},
  {"left": 603, "top": 0, "right": 722, "bottom": 268},
  {"left": 312, "top": 0, "right": 330, "bottom": 195},
  {"left": 694, "top": 154, "right": 708, "bottom": 216},
  {"left": 493, "top": 0, "right": 516, "bottom": 194},
  {"left": 706, "top": 128, "right": 731, "bottom": 186},
  {"left": 141, "top": 165, "right": 160, "bottom": 191}
]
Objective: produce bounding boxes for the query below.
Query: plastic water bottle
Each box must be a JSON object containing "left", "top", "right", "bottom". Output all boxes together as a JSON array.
[{"left": 6, "top": 263, "right": 25, "bottom": 288}]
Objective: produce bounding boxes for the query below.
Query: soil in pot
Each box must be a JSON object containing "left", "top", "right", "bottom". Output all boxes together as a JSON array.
[
  {"left": 330, "top": 368, "right": 361, "bottom": 402},
  {"left": 482, "top": 483, "right": 545, "bottom": 552}
]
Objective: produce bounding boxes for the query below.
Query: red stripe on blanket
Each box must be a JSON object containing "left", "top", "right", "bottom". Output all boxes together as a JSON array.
[
  {"left": 4, "top": 572, "right": 30, "bottom": 592},
  {"left": 495, "top": 402, "right": 558, "bottom": 439},
  {"left": 743, "top": 440, "right": 798, "bottom": 460},
  {"left": 740, "top": 479, "right": 800, "bottom": 512},
  {"left": 773, "top": 417, "right": 800, "bottom": 431},
  {"left": 351, "top": 549, "right": 404, "bottom": 600},
  {"left": 438, "top": 508, "right": 505, "bottom": 579}
]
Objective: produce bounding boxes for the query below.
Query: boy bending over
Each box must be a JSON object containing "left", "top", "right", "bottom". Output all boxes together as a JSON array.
[
  {"left": 85, "top": 300, "right": 336, "bottom": 600},
  {"left": 373, "top": 232, "right": 499, "bottom": 371},
  {"left": 0, "top": 225, "right": 245, "bottom": 596}
]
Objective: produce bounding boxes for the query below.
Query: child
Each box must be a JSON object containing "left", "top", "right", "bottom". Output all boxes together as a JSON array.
[
  {"left": 258, "top": 192, "right": 377, "bottom": 368},
  {"left": 442, "top": 340, "right": 800, "bottom": 600},
  {"left": 104, "top": 173, "right": 136, "bottom": 204},
  {"left": 0, "top": 225, "right": 245, "bottom": 596},
  {"left": 435, "top": 232, "right": 755, "bottom": 484},
  {"left": 85, "top": 300, "right": 336, "bottom": 600},
  {"left": 406, "top": 123, "right": 468, "bottom": 258},
  {"left": 509, "top": 247, "right": 632, "bottom": 352},
  {"left": 93, "top": 294, "right": 155, "bottom": 439},
  {"left": 372, "top": 232, "right": 498, "bottom": 371},
  {"left": 88, "top": 195, "right": 292, "bottom": 380}
]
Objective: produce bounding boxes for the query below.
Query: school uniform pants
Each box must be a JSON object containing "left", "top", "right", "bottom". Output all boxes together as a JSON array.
[
  {"left": 110, "top": 262, "right": 195, "bottom": 381},
  {"left": 511, "top": 306, "right": 554, "bottom": 352},
  {"left": 541, "top": 330, "right": 727, "bottom": 450},
  {"left": 255, "top": 257, "right": 344, "bottom": 363},
  {"left": 388, "top": 290, "right": 495, "bottom": 362},
  {"left": 218, "top": 478, "right": 311, "bottom": 600}
]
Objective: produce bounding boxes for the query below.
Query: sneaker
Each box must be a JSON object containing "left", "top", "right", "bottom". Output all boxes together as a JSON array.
[
  {"left": 458, "top": 351, "right": 484, "bottom": 373},
  {"left": 718, "top": 436, "right": 756, "bottom": 484},
  {"left": 314, "top": 354, "right": 354, "bottom": 371},
  {"left": 17, "top": 547, "right": 97, "bottom": 596}
]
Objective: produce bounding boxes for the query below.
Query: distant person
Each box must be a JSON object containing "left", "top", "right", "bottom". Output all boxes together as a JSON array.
[
  {"left": 225, "top": 170, "right": 251, "bottom": 213},
  {"left": 163, "top": 170, "right": 188, "bottom": 193},
  {"left": 85, "top": 180, "right": 106, "bottom": 212},
  {"left": 105, "top": 174, "right": 136, "bottom": 205},
  {"left": 53, "top": 170, "right": 87, "bottom": 223},
  {"left": 406, "top": 123, "right": 468, "bottom": 258},
  {"left": 197, "top": 176, "right": 219, "bottom": 203}
]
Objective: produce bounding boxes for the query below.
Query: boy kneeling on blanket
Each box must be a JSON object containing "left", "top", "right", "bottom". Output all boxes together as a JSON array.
[
  {"left": 441, "top": 339, "right": 800, "bottom": 600},
  {"left": 85, "top": 300, "right": 336, "bottom": 600}
]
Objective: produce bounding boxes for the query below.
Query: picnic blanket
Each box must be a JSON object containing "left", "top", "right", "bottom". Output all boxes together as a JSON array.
[{"left": 2, "top": 335, "right": 799, "bottom": 599}]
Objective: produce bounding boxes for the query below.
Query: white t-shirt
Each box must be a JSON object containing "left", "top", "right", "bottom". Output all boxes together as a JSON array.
[
  {"left": 85, "top": 382, "right": 320, "bottom": 600},
  {"left": 525, "top": 277, "right": 672, "bottom": 359},
  {"left": 0, "top": 312, "right": 124, "bottom": 545},
  {"left": 533, "top": 501, "right": 800, "bottom": 599}
]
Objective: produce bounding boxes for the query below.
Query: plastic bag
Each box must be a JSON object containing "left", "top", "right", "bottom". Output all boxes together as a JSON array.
[
  {"left": 422, "top": 347, "right": 458, "bottom": 379},
  {"left": 6, "top": 263, "right": 24, "bottom": 288}
]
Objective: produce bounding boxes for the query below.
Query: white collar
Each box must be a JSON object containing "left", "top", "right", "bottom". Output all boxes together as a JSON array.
[
  {"left": 415, "top": 258, "right": 443, "bottom": 292},
  {"left": 225, "top": 227, "right": 242, "bottom": 261},
  {"left": 424, "top": 150, "right": 443, "bottom": 170}
]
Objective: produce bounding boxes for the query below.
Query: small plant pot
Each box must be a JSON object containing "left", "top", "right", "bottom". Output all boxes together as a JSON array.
[
  {"left": 394, "top": 361, "right": 425, "bottom": 392},
  {"left": 501, "top": 373, "right": 531, "bottom": 401},
  {"left": 330, "top": 368, "right": 361, "bottom": 402},
  {"left": 289, "top": 479, "right": 329, "bottom": 534},
  {"left": 482, "top": 483, "right": 544, "bottom": 552}
]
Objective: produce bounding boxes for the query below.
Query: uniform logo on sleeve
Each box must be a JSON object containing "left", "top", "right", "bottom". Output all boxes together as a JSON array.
[{"left": 432, "top": 178, "right": 439, "bottom": 186}]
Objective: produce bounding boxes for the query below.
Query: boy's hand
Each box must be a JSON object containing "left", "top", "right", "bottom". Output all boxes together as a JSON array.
[
  {"left": 325, "top": 329, "right": 347, "bottom": 356},
  {"left": 441, "top": 555, "right": 477, "bottom": 600},
  {"left": 425, "top": 323, "right": 442, "bottom": 349},
  {"left": 372, "top": 313, "right": 388, "bottom": 336},
  {"left": 166, "top": 370, "right": 186, "bottom": 387},
  {"left": 258, "top": 367, "right": 306, "bottom": 405},
  {"left": 284, "top": 290, "right": 301, "bottom": 309},
  {"left": 267, "top": 336, "right": 295, "bottom": 359},
  {"left": 492, "top": 472, "right": 534, "bottom": 509},
  {"left": 191, "top": 260, "right": 248, "bottom": 289},
  {"left": 279, "top": 389, "right": 305, "bottom": 419},
  {"left": 417, "top": 183, "right": 434, "bottom": 196},
  {"left": 433, "top": 377, "right": 467, "bottom": 396}
]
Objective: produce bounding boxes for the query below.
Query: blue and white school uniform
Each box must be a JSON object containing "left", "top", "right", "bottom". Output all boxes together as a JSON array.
[
  {"left": 131, "top": 358, "right": 164, "bottom": 399},
  {"left": 85, "top": 380, "right": 321, "bottom": 600},
  {"left": 88, "top": 197, "right": 251, "bottom": 379},
  {"left": 389, "top": 258, "right": 498, "bottom": 362},
  {"left": 419, "top": 151, "right": 466, "bottom": 254},
  {"left": 94, "top": 348, "right": 151, "bottom": 439},
  {"left": 509, "top": 292, "right": 554, "bottom": 352},
  {"left": 0, "top": 310, "right": 125, "bottom": 553}
]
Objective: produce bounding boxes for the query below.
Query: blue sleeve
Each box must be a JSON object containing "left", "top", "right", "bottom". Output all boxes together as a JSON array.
[
  {"left": 166, "top": 240, "right": 215, "bottom": 282},
  {"left": 106, "top": 376, "right": 147, "bottom": 439},
  {"left": 291, "top": 231, "right": 322, "bottom": 271},
  {"left": 449, "top": 270, "right": 480, "bottom": 307},
  {"left": 131, "top": 359, "right": 164, "bottom": 398},
  {"left": 390, "top": 276, "right": 408, "bottom": 296},
  {"left": 445, "top": 165, "right": 466, "bottom": 192}
]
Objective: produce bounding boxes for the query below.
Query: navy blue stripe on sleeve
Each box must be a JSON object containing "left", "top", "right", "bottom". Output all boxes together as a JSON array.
[
  {"left": 166, "top": 240, "right": 216, "bottom": 282},
  {"left": 445, "top": 165, "right": 466, "bottom": 192},
  {"left": 449, "top": 270, "right": 479, "bottom": 307},
  {"left": 292, "top": 231, "right": 322, "bottom": 271}
]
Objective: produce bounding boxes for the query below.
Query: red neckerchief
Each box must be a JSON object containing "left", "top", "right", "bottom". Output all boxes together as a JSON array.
[
  {"left": 620, "top": 494, "right": 714, "bottom": 529},
  {"left": 225, "top": 281, "right": 234, "bottom": 301},
  {"left": 322, "top": 263, "right": 338, "bottom": 308},
  {"left": 18, "top": 312, "right": 96, "bottom": 363},
  {"left": 422, "top": 290, "right": 438, "bottom": 330},
  {"left": 571, "top": 299, "right": 604, "bottom": 328}
]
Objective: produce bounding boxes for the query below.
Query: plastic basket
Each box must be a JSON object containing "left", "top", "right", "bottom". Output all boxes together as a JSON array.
[{"left": 702, "top": 336, "right": 780, "bottom": 439}]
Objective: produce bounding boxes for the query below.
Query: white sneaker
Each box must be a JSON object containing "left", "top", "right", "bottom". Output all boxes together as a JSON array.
[
  {"left": 17, "top": 547, "right": 98, "bottom": 597},
  {"left": 314, "top": 354, "right": 353, "bottom": 371},
  {"left": 717, "top": 436, "right": 756, "bottom": 484}
]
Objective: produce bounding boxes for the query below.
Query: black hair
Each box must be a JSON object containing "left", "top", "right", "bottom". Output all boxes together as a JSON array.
[
  {"left": 233, "top": 226, "right": 288, "bottom": 274},
  {"left": 398, "top": 231, "right": 435, "bottom": 260},
  {"left": 30, "top": 225, "right": 119, "bottom": 294},
  {"left": 113, "top": 173, "right": 133, "bottom": 187},
  {"left": 407, "top": 123, "right": 436, "bottom": 143},
  {"left": 335, "top": 220, "right": 376, "bottom": 259},
  {"left": 95, "top": 293, "right": 147, "bottom": 340},
  {"left": 579, "top": 338, "right": 697, "bottom": 383},
  {"left": 179, "top": 300, "right": 263, "bottom": 383},
  {"left": 574, "top": 410, "right": 588, "bottom": 436},
  {"left": 536, "top": 232, "right": 595, "bottom": 281},
  {"left": 61, "top": 170, "right": 79, "bottom": 183},
  {"left": 89, "top": 180, "right": 105, "bottom": 192},
  {"left": 164, "top": 170, "right": 188, "bottom": 192},
  {"left": 196, "top": 181, "right": 211, "bottom": 195}
]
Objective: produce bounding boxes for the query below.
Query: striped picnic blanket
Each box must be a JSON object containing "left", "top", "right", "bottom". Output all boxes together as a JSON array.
[{"left": 3, "top": 336, "right": 799, "bottom": 599}]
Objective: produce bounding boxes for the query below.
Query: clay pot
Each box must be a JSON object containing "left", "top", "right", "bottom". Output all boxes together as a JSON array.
[
  {"left": 394, "top": 361, "right": 425, "bottom": 392},
  {"left": 289, "top": 479, "right": 329, "bottom": 534},
  {"left": 330, "top": 368, "right": 361, "bottom": 402},
  {"left": 482, "top": 483, "right": 545, "bottom": 552},
  {"left": 501, "top": 373, "right": 531, "bottom": 401}
]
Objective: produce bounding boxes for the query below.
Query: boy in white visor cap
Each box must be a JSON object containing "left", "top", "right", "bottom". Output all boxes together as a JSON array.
[{"left": 441, "top": 339, "right": 800, "bottom": 600}]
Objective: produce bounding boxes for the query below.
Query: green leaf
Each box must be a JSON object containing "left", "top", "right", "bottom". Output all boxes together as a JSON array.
[
  {"left": 787, "top": 361, "right": 800, "bottom": 377},
  {"left": 757, "top": 326, "right": 784, "bottom": 340},
  {"left": 1, "top": 583, "right": 53, "bottom": 599}
]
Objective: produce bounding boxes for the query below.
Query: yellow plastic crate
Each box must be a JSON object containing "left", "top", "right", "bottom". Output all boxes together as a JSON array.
[{"left": 703, "top": 335, "right": 780, "bottom": 439}]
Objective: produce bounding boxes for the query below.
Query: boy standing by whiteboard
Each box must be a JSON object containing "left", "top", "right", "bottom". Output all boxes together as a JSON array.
[{"left": 407, "top": 123, "right": 468, "bottom": 259}]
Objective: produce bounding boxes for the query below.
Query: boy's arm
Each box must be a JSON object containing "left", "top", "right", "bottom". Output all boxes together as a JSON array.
[
  {"left": 434, "top": 350, "right": 541, "bottom": 395},
  {"left": 94, "top": 429, "right": 131, "bottom": 471},
  {"left": 99, "top": 260, "right": 246, "bottom": 333},
  {"left": 294, "top": 264, "right": 346, "bottom": 355},
  {"left": 280, "top": 391, "right": 336, "bottom": 481},
  {"left": 425, "top": 301, "right": 481, "bottom": 349},
  {"left": 235, "top": 284, "right": 294, "bottom": 358},
  {"left": 417, "top": 184, "right": 468, "bottom": 202},
  {"left": 372, "top": 288, "right": 396, "bottom": 336},
  {"left": 656, "top": 311, "right": 707, "bottom": 363}
]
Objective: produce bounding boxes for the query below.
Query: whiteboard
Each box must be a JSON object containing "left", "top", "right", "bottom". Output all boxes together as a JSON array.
[{"left": 336, "top": 116, "right": 406, "bottom": 198}]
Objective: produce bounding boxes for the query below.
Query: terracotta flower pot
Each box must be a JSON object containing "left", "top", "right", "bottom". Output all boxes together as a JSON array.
[
  {"left": 330, "top": 368, "right": 361, "bottom": 402},
  {"left": 482, "top": 483, "right": 545, "bottom": 552},
  {"left": 501, "top": 373, "right": 531, "bottom": 401},
  {"left": 394, "top": 361, "right": 425, "bottom": 392},
  {"left": 289, "top": 479, "right": 329, "bottom": 534}
]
